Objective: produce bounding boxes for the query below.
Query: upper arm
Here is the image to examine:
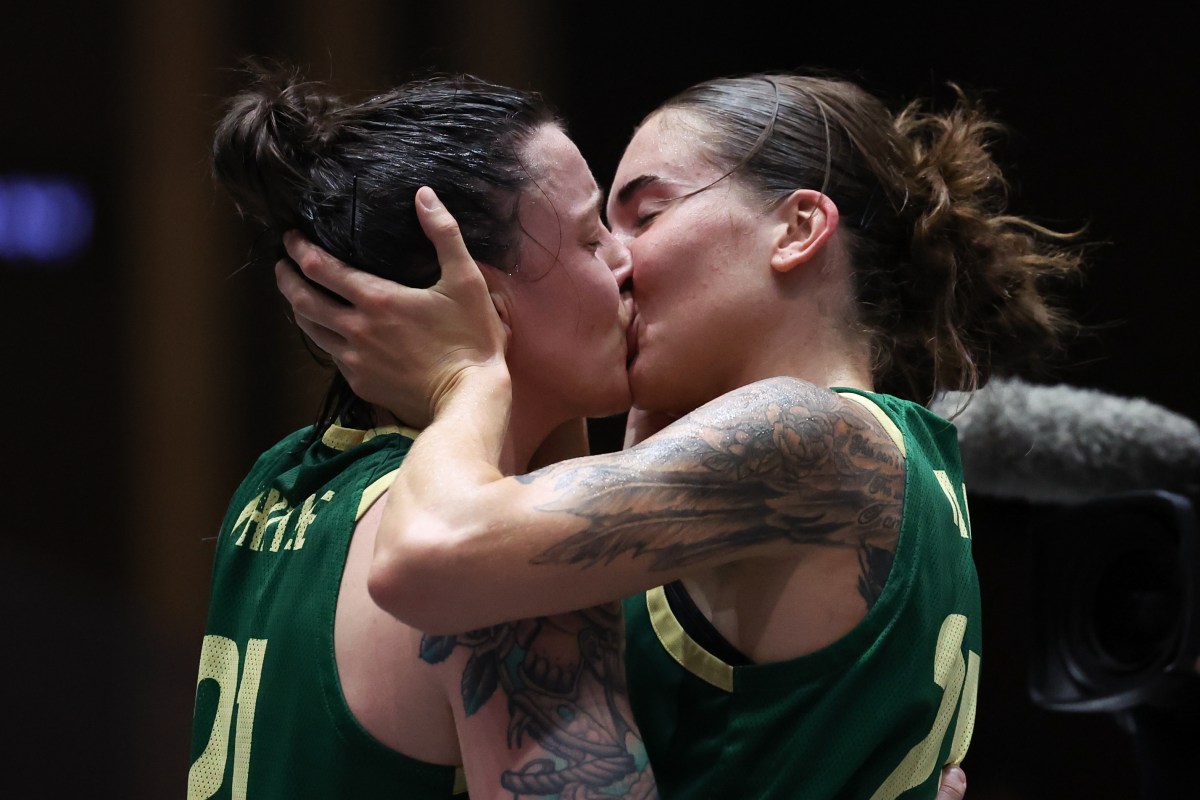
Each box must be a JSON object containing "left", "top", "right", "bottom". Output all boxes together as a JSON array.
[
  {"left": 528, "top": 379, "right": 905, "bottom": 570},
  {"left": 432, "top": 607, "right": 655, "bottom": 800},
  {"left": 378, "top": 377, "right": 905, "bottom": 631}
]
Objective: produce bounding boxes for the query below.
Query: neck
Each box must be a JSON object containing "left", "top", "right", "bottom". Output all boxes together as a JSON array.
[
  {"left": 496, "top": 429, "right": 527, "bottom": 477},
  {"left": 733, "top": 321, "right": 875, "bottom": 397},
  {"left": 743, "top": 252, "right": 875, "bottom": 394},
  {"left": 498, "top": 382, "right": 573, "bottom": 475},
  {"left": 372, "top": 386, "right": 568, "bottom": 477}
]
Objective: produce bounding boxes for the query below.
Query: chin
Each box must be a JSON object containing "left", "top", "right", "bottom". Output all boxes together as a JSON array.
[
  {"left": 561, "top": 370, "right": 631, "bottom": 420},
  {"left": 589, "top": 357, "right": 634, "bottom": 416},
  {"left": 629, "top": 383, "right": 678, "bottom": 416},
  {"left": 628, "top": 359, "right": 662, "bottom": 405},
  {"left": 591, "top": 383, "right": 633, "bottom": 418},
  {"left": 630, "top": 365, "right": 701, "bottom": 417}
]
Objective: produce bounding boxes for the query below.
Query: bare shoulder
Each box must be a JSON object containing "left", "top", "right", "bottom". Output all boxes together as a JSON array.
[
  {"left": 647, "top": 376, "right": 904, "bottom": 480},
  {"left": 524, "top": 378, "right": 905, "bottom": 588}
]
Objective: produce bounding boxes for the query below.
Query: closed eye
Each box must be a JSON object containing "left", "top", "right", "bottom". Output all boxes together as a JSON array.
[{"left": 633, "top": 211, "right": 660, "bottom": 229}]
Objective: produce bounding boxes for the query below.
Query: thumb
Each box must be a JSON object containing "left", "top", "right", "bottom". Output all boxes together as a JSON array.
[
  {"left": 415, "top": 186, "right": 480, "bottom": 292},
  {"left": 934, "top": 765, "right": 967, "bottom": 800}
]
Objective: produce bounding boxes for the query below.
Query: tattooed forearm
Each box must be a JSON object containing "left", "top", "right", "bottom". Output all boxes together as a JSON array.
[{"left": 526, "top": 379, "right": 905, "bottom": 574}]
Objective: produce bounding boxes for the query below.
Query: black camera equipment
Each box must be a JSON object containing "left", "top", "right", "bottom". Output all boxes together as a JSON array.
[
  {"left": 1027, "top": 490, "right": 1200, "bottom": 799},
  {"left": 930, "top": 377, "right": 1200, "bottom": 799}
]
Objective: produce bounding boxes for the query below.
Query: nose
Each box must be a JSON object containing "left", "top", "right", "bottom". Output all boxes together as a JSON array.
[{"left": 608, "top": 236, "right": 633, "bottom": 290}]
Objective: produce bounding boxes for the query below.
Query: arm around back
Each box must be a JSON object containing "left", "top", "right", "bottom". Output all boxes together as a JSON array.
[{"left": 368, "top": 376, "right": 906, "bottom": 634}]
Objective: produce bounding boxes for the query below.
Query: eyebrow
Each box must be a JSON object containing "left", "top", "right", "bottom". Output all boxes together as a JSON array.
[
  {"left": 585, "top": 188, "right": 605, "bottom": 219},
  {"left": 567, "top": 188, "right": 605, "bottom": 231},
  {"left": 613, "top": 174, "right": 662, "bottom": 207}
]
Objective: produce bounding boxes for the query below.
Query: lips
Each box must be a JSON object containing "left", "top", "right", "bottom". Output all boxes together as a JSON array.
[
  {"left": 622, "top": 294, "right": 639, "bottom": 369},
  {"left": 626, "top": 313, "right": 640, "bottom": 369}
]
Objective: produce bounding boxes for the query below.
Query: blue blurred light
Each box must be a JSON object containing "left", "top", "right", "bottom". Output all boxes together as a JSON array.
[{"left": 0, "top": 175, "right": 94, "bottom": 266}]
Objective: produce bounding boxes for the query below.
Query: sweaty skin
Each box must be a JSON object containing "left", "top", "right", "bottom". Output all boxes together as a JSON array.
[
  {"left": 282, "top": 190, "right": 904, "bottom": 652},
  {"left": 272, "top": 125, "right": 653, "bottom": 798},
  {"left": 277, "top": 186, "right": 974, "bottom": 798}
]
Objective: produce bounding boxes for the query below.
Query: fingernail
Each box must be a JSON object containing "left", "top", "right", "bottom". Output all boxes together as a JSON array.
[{"left": 417, "top": 186, "right": 442, "bottom": 211}]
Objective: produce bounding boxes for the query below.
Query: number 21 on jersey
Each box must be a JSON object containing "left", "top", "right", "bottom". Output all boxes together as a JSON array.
[{"left": 189, "top": 635, "right": 268, "bottom": 799}]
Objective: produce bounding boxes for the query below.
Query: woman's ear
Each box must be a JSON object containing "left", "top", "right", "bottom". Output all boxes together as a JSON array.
[
  {"left": 478, "top": 262, "right": 514, "bottom": 340},
  {"left": 770, "top": 189, "right": 840, "bottom": 273}
]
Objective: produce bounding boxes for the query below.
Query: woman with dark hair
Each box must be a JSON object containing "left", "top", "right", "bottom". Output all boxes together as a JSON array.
[
  {"left": 189, "top": 63, "right": 653, "bottom": 799},
  {"left": 278, "top": 70, "right": 1082, "bottom": 799}
]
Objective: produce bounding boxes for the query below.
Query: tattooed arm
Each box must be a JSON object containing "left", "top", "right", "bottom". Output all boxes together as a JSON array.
[
  {"left": 434, "top": 607, "right": 656, "bottom": 800},
  {"left": 279, "top": 194, "right": 905, "bottom": 635},
  {"left": 372, "top": 375, "right": 905, "bottom": 634}
]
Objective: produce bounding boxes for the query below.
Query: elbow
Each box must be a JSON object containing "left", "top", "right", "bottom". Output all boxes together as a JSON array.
[{"left": 367, "top": 522, "right": 474, "bottom": 635}]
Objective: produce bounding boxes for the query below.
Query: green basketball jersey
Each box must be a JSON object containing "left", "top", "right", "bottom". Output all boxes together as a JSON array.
[
  {"left": 623, "top": 389, "right": 981, "bottom": 800},
  {"left": 188, "top": 424, "right": 465, "bottom": 799}
]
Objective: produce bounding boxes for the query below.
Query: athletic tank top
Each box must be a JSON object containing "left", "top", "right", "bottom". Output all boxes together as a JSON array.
[
  {"left": 189, "top": 424, "right": 465, "bottom": 799},
  {"left": 623, "top": 389, "right": 981, "bottom": 799}
]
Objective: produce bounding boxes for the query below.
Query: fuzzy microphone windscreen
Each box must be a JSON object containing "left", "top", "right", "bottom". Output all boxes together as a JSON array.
[{"left": 929, "top": 377, "right": 1200, "bottom": 505}]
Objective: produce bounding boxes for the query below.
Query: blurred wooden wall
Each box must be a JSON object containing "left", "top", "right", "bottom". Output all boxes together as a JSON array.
[
  {"left": 0, "top": 1, "right": 559, "bottom": 796},
  {"left": 124, "top": 0, "right": 564, "bottom": 643}
]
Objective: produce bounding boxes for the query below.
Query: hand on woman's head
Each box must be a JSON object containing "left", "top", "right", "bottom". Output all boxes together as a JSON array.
[{"left": 275, "top": 188, "right": 510, "bottom": 428}]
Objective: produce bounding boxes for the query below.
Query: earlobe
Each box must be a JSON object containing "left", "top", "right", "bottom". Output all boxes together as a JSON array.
[
  {"left": 770, "top": 190, "right": 840, "bottom": 274},
  {"left": 478, "top": 262, "right": 514, "bottom": 339},
  {"left": 490, "top": 292, "right": 513, "bottom": 341}
]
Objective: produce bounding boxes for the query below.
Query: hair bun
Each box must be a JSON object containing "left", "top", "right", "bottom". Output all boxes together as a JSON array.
[{"left": 212, "top": 59, "right": 344, "bottom": 231}]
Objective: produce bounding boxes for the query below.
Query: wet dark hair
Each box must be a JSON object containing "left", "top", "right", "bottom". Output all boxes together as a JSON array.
[
  {"left": 657, "top": 73, "right": 1086, "bottom": 404},
  {"left": 212, "top": 60, "right": 559, "bottom": 434}
]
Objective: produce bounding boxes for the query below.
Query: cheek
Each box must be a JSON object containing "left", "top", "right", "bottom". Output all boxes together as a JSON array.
[
  {"left": 635, "top": 208, "right": 760, "bottom": 299},
  {"left": 629, "top": 238, "right": 665, "bottom": 290},
  {"left": 572, "top": 265, "right": 621, "bottom": 326},
  {"left": 522, "top": 267, "right": 618, "bottom": 346},
  {"left": 632, "top": 231, "right": 698, "bottom": 301}
]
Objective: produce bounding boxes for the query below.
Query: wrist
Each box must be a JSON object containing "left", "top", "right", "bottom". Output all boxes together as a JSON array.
[{"left": 432, "top": 360, "right": 512, "bottom": 420}]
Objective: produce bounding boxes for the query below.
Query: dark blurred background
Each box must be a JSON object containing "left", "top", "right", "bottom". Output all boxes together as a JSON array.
[{"left": 2, "top": 1, "right": 1194, "bottom": 797}]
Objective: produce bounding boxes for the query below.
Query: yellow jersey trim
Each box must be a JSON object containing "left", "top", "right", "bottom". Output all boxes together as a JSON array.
[
  {"left": 840, "top": 392, "right": 907, "bottom": 458},
  {"left": 315, "top": 424, "right": 419, "bottom": 520},
  {"left": 452, "top": 767, "right": 468, "bottom": 795},
  {"left": 357, "top": 469, "right": 399, "bottom": 521},
  {"left": 645, "top": 585, "right": 734, "bottom": 692},
  {"left": 365, "top": 423, "right": 423, "bottom": 442},
  {"left": 321, "top": 423, "right": 422, "bottom": 451}
]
